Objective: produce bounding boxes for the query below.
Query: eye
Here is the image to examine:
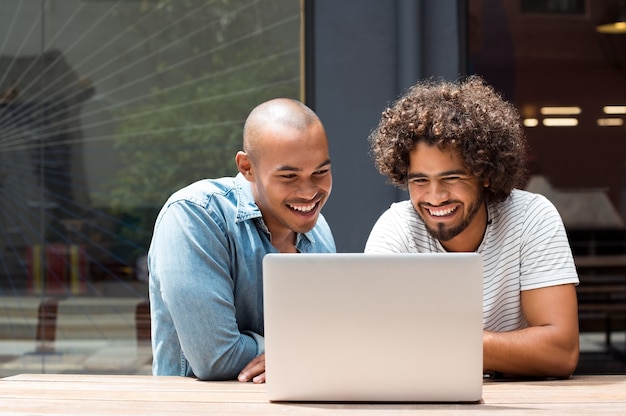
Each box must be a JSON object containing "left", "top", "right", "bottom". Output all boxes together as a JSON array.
[
  {"left": 443, "top": 176, "right": 461, "bottom": 183},
  {"left": 409, "top": 178, "right": 428, "bottom": 185},
  {"left": 279, "top": 173, "right": 297, "bottom": 179},
  {"left": 313, "top": 168, "right": 330, "bottom": 176}
]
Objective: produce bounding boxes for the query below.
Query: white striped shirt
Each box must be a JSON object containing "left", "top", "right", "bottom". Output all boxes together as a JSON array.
[{"left": 364, "top": 189, "right": 579, "bottom": 332}]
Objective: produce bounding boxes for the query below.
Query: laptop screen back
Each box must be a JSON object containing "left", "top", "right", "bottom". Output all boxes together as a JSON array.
[{"left": 262, "top": 253, "right": 483, "bottom": 402}]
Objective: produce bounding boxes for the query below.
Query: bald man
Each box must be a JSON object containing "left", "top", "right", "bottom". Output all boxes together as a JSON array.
[{"left": 148, "top": 98, "right": 335, "bottom": 383}]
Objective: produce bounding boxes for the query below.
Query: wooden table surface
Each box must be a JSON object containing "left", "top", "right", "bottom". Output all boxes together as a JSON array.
[{"left": 2, "top": 373, "right": 626, "bottom": 415}]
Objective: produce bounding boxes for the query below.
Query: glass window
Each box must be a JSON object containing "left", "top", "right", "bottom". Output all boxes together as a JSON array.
[
  {"left": 468, "top": 0, "right": 626, "bottom": 228},
  {"left": 469, "top": 0, "right": 626, "bottom": 374},
  {"left": 0, "top": 0, "right": 302, "bottom": 376}
]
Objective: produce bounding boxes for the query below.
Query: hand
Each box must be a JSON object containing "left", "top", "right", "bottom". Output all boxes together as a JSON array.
[{"left": 237, "top": 353, "right": 265, "bottom": 383}]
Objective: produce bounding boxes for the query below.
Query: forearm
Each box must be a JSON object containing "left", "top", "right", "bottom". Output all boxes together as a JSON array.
[
  {"left": 483, "top": 326, "right": 579, "bottom": 378},
  {"left": 151, "top": 201, "right": 261, "bottom": 380},
  {"left": 177, "top": 304, "right": 258, "bottom": 380}
]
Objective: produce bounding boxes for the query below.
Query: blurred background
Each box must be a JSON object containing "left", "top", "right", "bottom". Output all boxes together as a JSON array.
[{"left": 0, "top": 0, "right": 624, "bottom": 376}]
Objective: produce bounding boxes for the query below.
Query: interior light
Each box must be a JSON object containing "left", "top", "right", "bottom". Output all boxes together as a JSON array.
[
  {"left": 598, "top": 21, "right": 626, "bottom": 34},
  {"left": 523, "top": 118, "right": 539, "bottom": 127},
  {"left": 542, "top": 118, "right": 579, "bottom": 127},
  {"left": 540, "top": 106, "right": 581, "bottom": 115},
  {"left": 597, "top": 118, "right": 624, "bottom": 126},
  {"left": 603, "top": 105, "right": 626, "bottom": 114},
  {"left": 597, "top": 0, "right": 626, "bottom": 34}
]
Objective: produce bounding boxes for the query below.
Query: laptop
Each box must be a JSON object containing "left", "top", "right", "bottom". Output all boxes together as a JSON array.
[{"left": 262, "top": 252, "right": 483, "bottom": 403}]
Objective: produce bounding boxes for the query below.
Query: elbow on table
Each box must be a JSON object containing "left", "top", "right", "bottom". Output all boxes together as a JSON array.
[
  {"left": 191, "top": 353, "right": 250, "bottom": 381},
  {"left": 550, "top": 345, "right": 580, "bottom": 379},
  {"left": 193, "top": 364, "right": 240, "bottom": 381},
  {"left": 190, "top": 339, "right": 259, "bottom": 381}
]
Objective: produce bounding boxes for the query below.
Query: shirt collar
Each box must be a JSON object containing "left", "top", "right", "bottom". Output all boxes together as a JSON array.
[{"left": 235, "top": 173, "right": 262, "bottom": 223}]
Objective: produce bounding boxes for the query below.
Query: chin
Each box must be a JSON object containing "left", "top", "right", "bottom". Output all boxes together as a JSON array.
[{"left": 293, "top": 219, "right": 318, "bottom": 234}]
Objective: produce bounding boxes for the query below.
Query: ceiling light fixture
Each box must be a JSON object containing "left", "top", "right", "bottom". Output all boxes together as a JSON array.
[
  {"left": 603, "top": 105, "right": 626, "bottom": 114},
  {"left": 523, "top": 118, "right": 539, "bottom": 127},
  {"left": 597, "top": 118, "right": 624, "bottom": 126},
  {"left": 543, "top": 118, "right": 579, "bottom": 127},
  {"left": 540, "top": 106, "right": 581, "bottom": 115},
  {"left": 597, "top": 0, "right": 626, "bottom": 34}
]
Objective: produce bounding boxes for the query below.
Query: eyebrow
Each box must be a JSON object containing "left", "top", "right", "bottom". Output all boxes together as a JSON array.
[
  {"left": 406, "top": 169, "right": 469, "bottom": 180},
  {"left": 275, "top": 158, "right": 331, "bottom": 172}
]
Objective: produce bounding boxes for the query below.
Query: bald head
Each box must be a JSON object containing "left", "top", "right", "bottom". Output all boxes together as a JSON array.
[{"left": 243, "top": 98, "right": 322, "bottom": 162}]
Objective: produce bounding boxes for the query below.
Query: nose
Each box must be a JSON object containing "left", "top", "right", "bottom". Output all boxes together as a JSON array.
[
  {"left": 425, "top": 180, "right": 449, "bottom": 205},
  {"left": 295, "top": 179, "right": 319, "bottom": 200}
]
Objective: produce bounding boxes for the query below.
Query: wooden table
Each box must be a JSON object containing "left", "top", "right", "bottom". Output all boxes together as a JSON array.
[{"left": 2, "top": 374, "right": 626, "bottom": 415}]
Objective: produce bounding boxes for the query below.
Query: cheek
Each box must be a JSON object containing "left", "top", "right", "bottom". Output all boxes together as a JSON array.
[
  {"left": 460, "top": 184, "right": 483, "bottom": 201},
  {"left": 259, "top": 181, "right": 283, "bottom": 204},
  {"left": 407, "top": 188, "right": 424, "bottom": 207},
  {"left": 322, "top": 176, "right": 333, "bottom": 192},
  {"left": 407, "top": 184, "right": 423, "bottom": 198}
]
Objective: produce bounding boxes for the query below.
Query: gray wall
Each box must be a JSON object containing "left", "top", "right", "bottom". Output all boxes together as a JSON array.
[{"left": 309, "top": 0, "right": 464, "bottom": 252}]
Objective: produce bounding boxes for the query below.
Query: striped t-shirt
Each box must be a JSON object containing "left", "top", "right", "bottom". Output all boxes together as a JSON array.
[{"left": 364, "top": 189, "right": 579, "bottom": 332}]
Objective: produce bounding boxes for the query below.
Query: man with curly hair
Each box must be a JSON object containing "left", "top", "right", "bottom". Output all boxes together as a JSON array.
[{"left": 365, "top": 76, "right": 579, "bottom": 378}]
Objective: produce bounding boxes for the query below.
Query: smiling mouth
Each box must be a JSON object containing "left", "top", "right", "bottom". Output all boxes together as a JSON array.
[
  {"left": 425, "top": 205, "right": 458, "bottom": 217},
  {"left": 287, "top": 200, "right": 319, "bottom": 214}
]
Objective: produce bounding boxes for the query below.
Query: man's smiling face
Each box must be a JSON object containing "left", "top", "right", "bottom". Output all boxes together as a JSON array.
[
  {"left": 406, "top": 141, "right": 488, "bottom": 251},
  {"left": 247, "top": 121, "right": 332, "bottom": 237}
]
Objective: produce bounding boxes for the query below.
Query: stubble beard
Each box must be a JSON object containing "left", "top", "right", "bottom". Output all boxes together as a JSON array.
[{"left": 421, "top": 193, "right": 485, "bottom": 243}]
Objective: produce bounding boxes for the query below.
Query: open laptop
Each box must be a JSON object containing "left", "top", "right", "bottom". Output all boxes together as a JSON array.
[{"left": 262, "top": 252, "right": 483, "bottom": 403}]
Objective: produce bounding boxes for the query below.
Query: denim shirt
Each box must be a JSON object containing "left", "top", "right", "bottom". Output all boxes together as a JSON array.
[{"left": 148, "top": 173, "right": 336, "bottom": 380}]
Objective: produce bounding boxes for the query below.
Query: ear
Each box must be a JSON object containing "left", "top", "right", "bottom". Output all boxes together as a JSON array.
[
  {"left": 236, "top": 151, "right": 254, "bottom": 181},
  {"left": 483, "top": 179, "right": 490, "bottom": 188}
]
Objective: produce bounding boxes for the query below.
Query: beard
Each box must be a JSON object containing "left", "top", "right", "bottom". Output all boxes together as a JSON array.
[{"left": 421, "top": 193, "right": 485, "bottom": 243}]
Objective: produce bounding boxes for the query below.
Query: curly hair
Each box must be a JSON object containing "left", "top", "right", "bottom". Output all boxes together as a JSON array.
[{"left": 368, "top": 75, "right": 527, "bottom": 204}]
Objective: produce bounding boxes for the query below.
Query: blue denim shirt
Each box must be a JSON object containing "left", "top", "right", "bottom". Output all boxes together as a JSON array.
[{"left": 148, "top": 173, "right": 335, "bottom": 380}]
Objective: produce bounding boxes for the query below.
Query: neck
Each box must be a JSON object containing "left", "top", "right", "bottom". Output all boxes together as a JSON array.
[{"left": 271, "top": 232, "right": 298, "bottom": 253}]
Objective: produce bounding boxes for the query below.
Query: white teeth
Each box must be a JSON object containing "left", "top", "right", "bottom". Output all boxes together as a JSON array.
[
  {"left": 428, "top": 206, "right": 456, "bottom": 216},
  {"left": 289, "top": 203, "right": 316, "bottom": 213}
]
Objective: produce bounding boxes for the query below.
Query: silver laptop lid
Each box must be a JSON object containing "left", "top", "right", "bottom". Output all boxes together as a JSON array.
[{"left": 263, "top": 253, "right": 483, "bottom": 402}]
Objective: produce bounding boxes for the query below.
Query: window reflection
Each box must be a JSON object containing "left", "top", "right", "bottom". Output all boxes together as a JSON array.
[
  {"left": 0, "top": 0, "right": 301, "bottom": 376},
  {"left": 469, "top": 0, "right": 626, "bottom": 374}
]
